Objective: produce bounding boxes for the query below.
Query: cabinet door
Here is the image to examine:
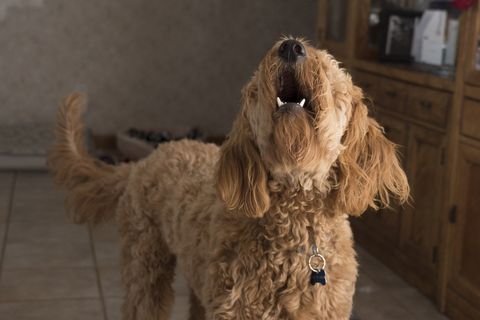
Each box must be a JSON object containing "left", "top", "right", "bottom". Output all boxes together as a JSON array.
[
  {"left": 357, "top": 114, "right": 407, "bottom": 245},
  {"left": 401, "top": 126, "right": 446, "bottom": 272},
  {"left": 317, "top": 0, "right": 351, "bottom": 59},
  {"left": 447, "top": 144, "right": 480, "bottom": 318}
]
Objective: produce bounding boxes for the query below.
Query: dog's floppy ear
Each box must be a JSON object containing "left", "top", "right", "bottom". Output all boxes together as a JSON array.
[
  {"left": 334, "top": 91, "right": 409, "bottom": 216},
  {"left": 215, "top": 112, "right": 270, "bottom": 218}
]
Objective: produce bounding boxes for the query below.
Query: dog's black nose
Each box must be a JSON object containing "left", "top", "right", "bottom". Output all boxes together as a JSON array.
[{"left": 278, "top": 40, "right": 306, "bottom": 62}]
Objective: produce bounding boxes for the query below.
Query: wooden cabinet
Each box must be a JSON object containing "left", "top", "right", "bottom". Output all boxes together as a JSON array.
[
  {"left": 353, "top": 70, "right": 379, "bottom": 100},
  {"left": 407, "top": 88, "right": 450, "bottom": 127},
  {"left": 445, "top": 142, "right": 480, "bottom": 320},
  {"left": 444, "top": 4, "right": 480, "bottom": 319},
  {"left": 377, "top": 78, "right": 409, "bottom": 112},
  {"left": 357, "top": 114, "right": 407, "bottom": 246},
  {"left": 318, "top": 1, "right": 480, "bottom": 318},
  {"left": 401, "top": 126, "right": 446, "bottom": 274},
  {"left": 350, "top": 78, "right": 449, "bottom": 299}
]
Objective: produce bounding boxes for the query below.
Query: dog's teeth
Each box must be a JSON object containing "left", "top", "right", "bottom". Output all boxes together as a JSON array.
[
  {"left": 299, "top": 99, "right": 305, "bottom": 107},
  {"left": 277, "top": 97, "right": 284, "bottom": 107}
]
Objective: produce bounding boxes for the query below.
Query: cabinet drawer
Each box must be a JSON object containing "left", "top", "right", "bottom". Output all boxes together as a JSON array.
[
  {"left": 377, "top": 78, "right": 408, "bottom": 113},
  {"left": 353, "top": 70, "right": 379, "bottom": 101},
  {"left": 407, "top": 87, "right": 450, "bottom": 127},
  {"left": 462, "top": 99, "right": 480, "bottom": 140}
]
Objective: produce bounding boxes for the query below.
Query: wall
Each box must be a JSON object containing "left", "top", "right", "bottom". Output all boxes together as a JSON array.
[{"left": 0, "top": 0, "right": 317, "bottom": 136}]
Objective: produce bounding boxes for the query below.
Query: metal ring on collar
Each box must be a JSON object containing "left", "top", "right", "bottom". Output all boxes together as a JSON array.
[{"left": 309, "top": 253, "right": 326, "bottom": 273}]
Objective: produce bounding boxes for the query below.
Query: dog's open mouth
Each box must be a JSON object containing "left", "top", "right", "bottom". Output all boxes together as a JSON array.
[{"left": 276, "top": 71, "right": 311, "bottom": 112}]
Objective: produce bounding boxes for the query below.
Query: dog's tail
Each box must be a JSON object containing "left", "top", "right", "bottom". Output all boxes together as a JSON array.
[{"left": 47, "top": 92, "right": 131, "bottom": 226}]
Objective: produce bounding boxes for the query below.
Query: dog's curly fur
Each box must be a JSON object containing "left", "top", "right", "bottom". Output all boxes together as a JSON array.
[{"left": 48, "top": 38, "right": 409, "bottom": 320}]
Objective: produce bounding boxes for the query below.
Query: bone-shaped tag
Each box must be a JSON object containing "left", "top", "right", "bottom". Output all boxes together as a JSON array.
[{"left": 310, "top": 269, "right": 327, "bottom": 286}]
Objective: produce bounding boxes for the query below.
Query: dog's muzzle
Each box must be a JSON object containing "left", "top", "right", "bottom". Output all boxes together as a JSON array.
[{"left": 276, "top": 40, "right": 310, "bottom": 112}]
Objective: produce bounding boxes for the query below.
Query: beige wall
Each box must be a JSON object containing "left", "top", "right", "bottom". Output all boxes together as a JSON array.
[{"left": 0, "top": 0, "right": 317, "bottom": 136}]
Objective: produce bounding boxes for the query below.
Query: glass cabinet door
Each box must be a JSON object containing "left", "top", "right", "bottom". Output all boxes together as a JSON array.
[
  {"left": 326, "top": 0, "right": 349, "bottom": 44},
  {"left": 317, "top": 0, "right": 351, "bottom": 59}
]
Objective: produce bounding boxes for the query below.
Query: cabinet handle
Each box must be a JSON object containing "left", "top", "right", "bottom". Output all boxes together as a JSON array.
[
  {"left": 385, "top": 91, "right": 397, "bottom": 97},
  {"left": 420, "top": 100, "right": 432, "bottom": 108},
  {"left": 449, "top": 205, "right": 457, "bottom": 223}
]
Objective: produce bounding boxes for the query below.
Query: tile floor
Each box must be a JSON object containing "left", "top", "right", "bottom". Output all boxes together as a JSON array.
[{"left": 0, "top": 172, "right": 450, "bottom": 320}]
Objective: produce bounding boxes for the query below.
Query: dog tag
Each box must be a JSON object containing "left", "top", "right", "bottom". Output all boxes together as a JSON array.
[
  {"left": 310, "top": 269, "right": 327, "bottom": 286},
  {"left": 308, "top": 247, "right": 327, "bottom": 286}
]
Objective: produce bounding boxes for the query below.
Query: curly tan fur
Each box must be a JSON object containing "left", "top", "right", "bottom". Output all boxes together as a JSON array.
[
  {"left": 48, "top": 94, "right": 131, "bottom": 225},
  {"left": 48, "top": 38, "right": 409, "bottom": 320}
]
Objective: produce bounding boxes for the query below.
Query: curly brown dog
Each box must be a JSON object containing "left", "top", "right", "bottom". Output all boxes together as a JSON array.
[{"left": 48, "top": 38, "right": 409, "bottom": 320}]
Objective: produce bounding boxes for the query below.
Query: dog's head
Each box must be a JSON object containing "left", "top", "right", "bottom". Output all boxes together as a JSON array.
[{"left": 216, "top": 38, "right": 409, "bottom": 218}]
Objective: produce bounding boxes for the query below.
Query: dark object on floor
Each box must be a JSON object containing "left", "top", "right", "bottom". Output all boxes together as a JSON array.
[
  {"left": 186, "top": 127, "right": 203, "bottom": 140},
  {"left": 118, "top": 126, "right": 204, "bottom": 161},
  {"left": 127, "top": 127, "right": 202, "bottom": 147}
]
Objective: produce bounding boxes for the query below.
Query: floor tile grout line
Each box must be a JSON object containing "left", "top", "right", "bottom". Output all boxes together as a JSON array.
[
  {"left": 0, "top": 172, "right": 17, "bottom": 286},
  {"left": 88, "top": 224, "right": 109, "bottom": 320}
]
